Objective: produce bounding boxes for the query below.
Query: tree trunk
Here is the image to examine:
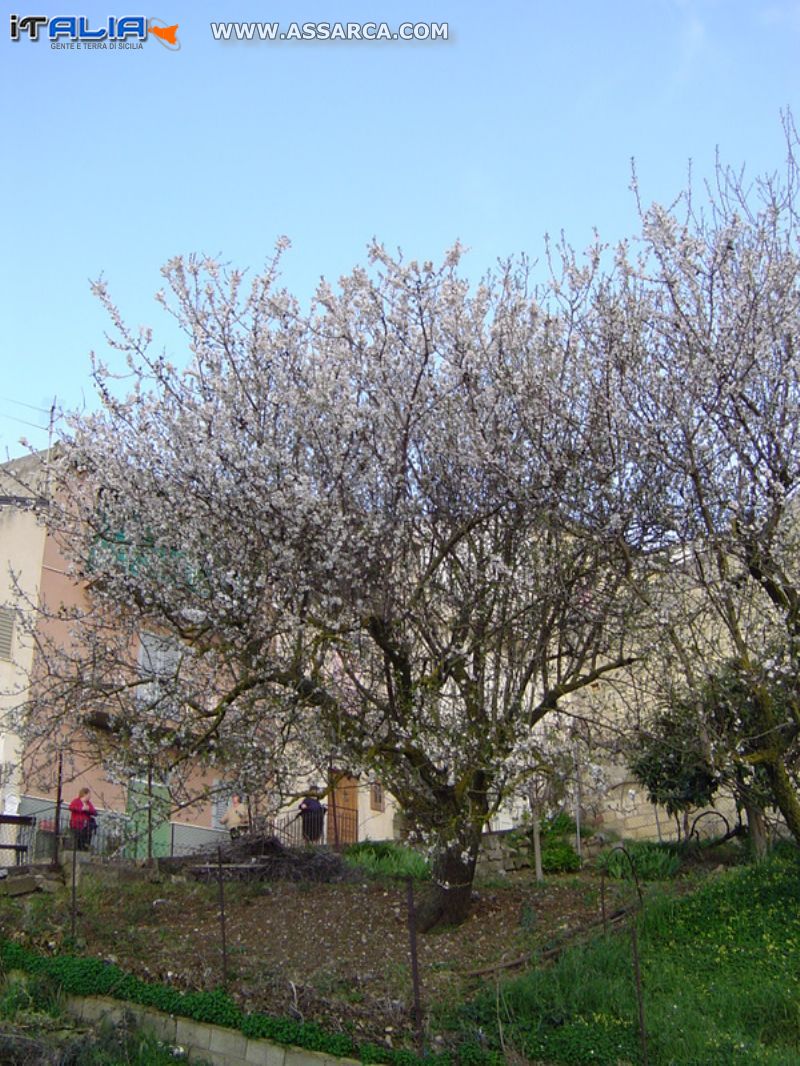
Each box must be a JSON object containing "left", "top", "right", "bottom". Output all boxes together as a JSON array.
[
  {"left": 415, "top": 823, "right": 483, "bottom": 932},
  {"left": 743, "top": 801, "right": 768, "bottom": 860},
  {"left": 762, "top": 756, "right": 800, "bottom": 844},
  {"left": 532, "top": 813, "right": 544, "bottom": 882},
  {"left": 751, "top": 687, "right": 800, "bottom": 846}
]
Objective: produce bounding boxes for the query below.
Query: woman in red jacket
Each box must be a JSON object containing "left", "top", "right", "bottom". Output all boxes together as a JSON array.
[{"left": 69, "top": 787, "right": 97, "bottom": 851}]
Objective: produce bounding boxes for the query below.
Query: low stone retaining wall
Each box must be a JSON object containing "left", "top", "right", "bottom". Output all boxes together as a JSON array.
[
  {"left": 475, "top": 829, "right": 531, "bottom": 879},
  {"left": 65, "top": 994, "right": 366, "bottom": 1066},
  {"left": 474, "top": 828, "right": 603, "bottom": 879}
]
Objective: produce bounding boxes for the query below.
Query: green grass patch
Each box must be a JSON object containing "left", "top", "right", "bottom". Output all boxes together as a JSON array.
[
  {"left": 459, "top": 851, "right": 800, "bottom": 1064},
  {"left": 596, "top": 840, "right": 682, "bottom": 882},
  {"left": 344, "top": 840, "right": 430, "bottom": 880},
  {"left": 0, "top": 969, "right": 63, "bottom": 1021},
  {"left": 540, "top": 838, "right": 581, "bottom": 874}
]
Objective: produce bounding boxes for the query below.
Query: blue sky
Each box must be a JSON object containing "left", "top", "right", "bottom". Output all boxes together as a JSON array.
[{"left": 1, "top": 0, "right": 798, "bottom": 457}]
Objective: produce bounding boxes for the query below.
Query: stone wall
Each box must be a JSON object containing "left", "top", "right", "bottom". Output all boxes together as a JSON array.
[
  {"left": 475, "top": 829, "right": 532, "bottom": 879},
  {"left": 474, "top": 793, "right": 739, "bottom": 880},
  {"left": 597, "top": 777, "right": 739, "bottom": 843},
  {"left": 65, "top": 994, "right": 369, "bottom": 1066}
]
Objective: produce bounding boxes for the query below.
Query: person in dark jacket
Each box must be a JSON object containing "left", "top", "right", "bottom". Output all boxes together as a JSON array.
[{"left": 299, "top": 788, "right": 326, "bottom": 843}]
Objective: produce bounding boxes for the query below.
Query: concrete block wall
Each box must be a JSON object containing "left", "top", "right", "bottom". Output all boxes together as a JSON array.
[{"left": 65, "top": 994, "right": 371, "bottom": 1066}]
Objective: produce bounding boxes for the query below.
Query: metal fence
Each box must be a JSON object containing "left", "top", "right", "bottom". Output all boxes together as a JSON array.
[
  {"left": 0, "top": 815, "right": 36, "bottom": 865},
  {"left": 12, "top": 802, "right": 230, "bottom": 864},
  {"left": 23, "top": 806, "right": 146, "bottom": 862},
  {"left": 260, "top": 806, "right": 358, "bottom": 849},
  {"left": 6, "top": 800, "right": 359, "bottom": 866}
]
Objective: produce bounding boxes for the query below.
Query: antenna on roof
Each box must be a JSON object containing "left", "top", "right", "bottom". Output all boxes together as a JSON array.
[{"left": 44, "top": 396, "right": 57, "bottom": 504}]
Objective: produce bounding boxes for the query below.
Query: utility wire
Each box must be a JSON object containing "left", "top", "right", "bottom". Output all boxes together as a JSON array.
[
  {"left": 0, "top": 411, "right": 49, "bottom": 431},
  {"left": 0, "top": 397, "right": 53, "bottom": 415}
]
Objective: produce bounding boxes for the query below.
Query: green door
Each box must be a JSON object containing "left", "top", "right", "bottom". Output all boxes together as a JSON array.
[{"left": 125, "top": 779, "right": 171, "bottom": 859}]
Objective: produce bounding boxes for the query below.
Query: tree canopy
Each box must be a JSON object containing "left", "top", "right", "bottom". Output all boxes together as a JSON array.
[{"left": 16, "top": 120, "right": 800, "bottom": 925}]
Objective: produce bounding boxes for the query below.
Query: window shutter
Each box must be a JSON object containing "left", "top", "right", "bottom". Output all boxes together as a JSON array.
[
  {"left": 212, "top": 781, "right": 235, "bottom": 829},
  {"left": 138, "top": 632, "right": 181, "bottom": 707},
  {"left": 370, "top": 782, "right": 385, "bottom": 812},
  {"left": 0, "top": 609, "right": 14, "bottom": 661},
  {"left": 139, "top": 632, "right": 180, "bottom": 676}
]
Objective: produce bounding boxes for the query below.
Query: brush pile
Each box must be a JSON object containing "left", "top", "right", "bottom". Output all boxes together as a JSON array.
[{"left": 189, "top": 834, "right": 358, "bottom": 883}]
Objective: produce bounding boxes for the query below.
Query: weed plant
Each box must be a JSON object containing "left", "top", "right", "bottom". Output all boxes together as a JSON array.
[
  {"left": 542, "top": 812, "right": 589, "bottom": 838},
  {"left": 596, "top": 840, "right": 681, "bottom": 881},
  {"left": 460, "top": 850, "right": 800, "bottom": 1064},
  {"left": 0, "top": 971, "right": 63, "bottom": 1021},
  {"left": 540, "top": 838, "right": 581, "bottom": 874},
  {"left": 536, "top": 813, "right": 583, "bottom": 873}
]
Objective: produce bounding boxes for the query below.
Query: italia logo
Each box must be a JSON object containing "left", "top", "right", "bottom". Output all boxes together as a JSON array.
[{"left": 9, "top": 14, "right": 180, "bottom": 49}]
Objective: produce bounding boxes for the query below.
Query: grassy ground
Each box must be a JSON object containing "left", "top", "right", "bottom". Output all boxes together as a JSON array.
[
  {"left": 0, "top": 858, "right": 630, "bottom": 1051},
  {"left": 2, "top": 840, "right": 795, "bottom": 1063},
  {"left": 458, "top": 847, "right": 800, "bottom": 1065}
]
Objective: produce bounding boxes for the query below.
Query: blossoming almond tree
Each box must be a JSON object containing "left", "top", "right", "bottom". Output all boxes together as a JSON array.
[
  {"left": 598, "top": 122, "right": 800, "bottom": 843},
  {"left": 30, "top": 243, "right": 639, "bottom": 927}
]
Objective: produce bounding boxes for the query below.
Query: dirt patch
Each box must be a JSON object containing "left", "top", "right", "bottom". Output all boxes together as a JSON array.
[{"left": 2, "top": 863, "right": 634, "bottom": 1052}]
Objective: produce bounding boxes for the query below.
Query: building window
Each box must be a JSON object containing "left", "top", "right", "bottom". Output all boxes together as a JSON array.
[
  {"left": 0, "top": 608, "right": 14, "bottom": 661},
  {"left": 138, "top": 631, "right": 182, "bottom": 709},
  {"left": 370, "top": 781, "right": 385, "bottom": 812},
  {"left": 211, "top": 781, "right": 236, "bottom": 830}
]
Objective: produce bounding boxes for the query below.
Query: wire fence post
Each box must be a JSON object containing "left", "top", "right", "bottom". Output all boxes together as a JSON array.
[
  {"left": 630, "top": 919, "right": 649, "bottom": 1066},
  {"left": 147, "top": 767, "right": 154, "bottom": 864},
  {"left": 613, "top": 845, "right": 648, "bottom": 1066},
  {"left": 70, "top": 840, "right": 78, "bottom": 942},
  {"left": 328, "top": 763, "right": 340, "bottom": 849},
  {"left": 405, "top": 876, "right": 424, "bottom": 1058},
  {"left": 53, "top": 752, "right": 63, "bottom": 867},
  {"left": 217, "top": 845, "right": 229, "bottom": 986},
  {"left": 573, "top": 739, "right": 583, "bottom": 866}
]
